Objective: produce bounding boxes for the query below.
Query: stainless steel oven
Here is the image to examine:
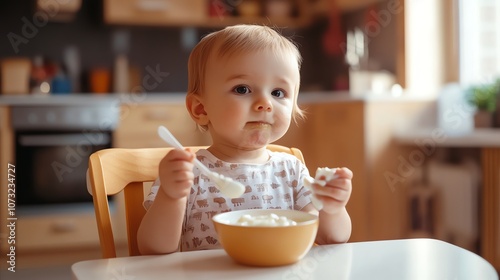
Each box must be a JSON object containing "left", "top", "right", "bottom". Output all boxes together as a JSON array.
[{"left": 12, "top": 104, "right": 119, "bottom": 206}]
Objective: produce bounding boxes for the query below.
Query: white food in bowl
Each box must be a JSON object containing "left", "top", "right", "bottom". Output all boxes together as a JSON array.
[{"left": 235, "top": 213, "right": 297, "bottom": 226}]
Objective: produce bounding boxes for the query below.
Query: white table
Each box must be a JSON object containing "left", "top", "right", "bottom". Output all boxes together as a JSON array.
[{"left": 72, "top": 238, "right": 498, "bottom": 280}]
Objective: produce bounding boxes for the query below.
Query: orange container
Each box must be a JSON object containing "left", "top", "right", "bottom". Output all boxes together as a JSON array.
[{"left": 89, "top": 68, "right": 110, "bottom": 94}]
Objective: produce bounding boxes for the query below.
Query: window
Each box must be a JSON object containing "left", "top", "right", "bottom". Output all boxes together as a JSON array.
[
  {"left": 459, "top": 0, "right": 500, "bottom": 86},
  {"left": 405, "top": 0, "right": 500, "bottom": 92}
]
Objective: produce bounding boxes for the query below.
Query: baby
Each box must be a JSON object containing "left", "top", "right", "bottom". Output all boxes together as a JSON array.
[{"left": 137, "top": 24, "right": 353, "bottom": 254}]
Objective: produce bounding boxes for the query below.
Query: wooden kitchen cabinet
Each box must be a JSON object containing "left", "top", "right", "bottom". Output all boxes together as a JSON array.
[
  {"left": 114, "top": 103, "right": 211, "bottom": 148},
  {"left": 16, "top": 212, "right": 99, "bottom": 251},
  {"left": 275, "top": 101, "right": 369, "bottom": 242},
  {"left": 104, "top": 0, "right": 311, "bottom": 28},
  {"left": 309, "top": 101, "right": 368, "bottom": 242},
  {"left": 481, "top": 148, "right": 500, "bottom": 272},
  {"left": 0, "top": 106, "right": 14, "bottom": 264}
]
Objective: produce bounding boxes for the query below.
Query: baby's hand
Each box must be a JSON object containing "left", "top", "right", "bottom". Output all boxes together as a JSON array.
[
  {"left": 310, "top": 167, "right": 353, "bottom": 215},
  {"left": 158, "top": 149, "right": 195, "bottom": 200}
]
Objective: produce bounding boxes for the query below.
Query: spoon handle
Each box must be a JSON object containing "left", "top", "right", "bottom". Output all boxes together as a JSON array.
[
  {"left": 157, "top": 126, "right": 214, "bottom": 178},
  {"left": 157, "top": 126, "right": 184, "bottom": 150}
]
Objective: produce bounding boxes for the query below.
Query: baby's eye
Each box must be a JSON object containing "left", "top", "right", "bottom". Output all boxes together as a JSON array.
[
  {"left": 271, "top": 89, "right": 286, "bottom": 98},
  {"left": 233, "top": 86, "right": 250, "bottom": 94}
]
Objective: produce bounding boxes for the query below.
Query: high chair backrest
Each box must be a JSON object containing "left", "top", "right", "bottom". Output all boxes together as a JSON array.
[{"left": 87, "top": 144, "right": 305, "bottom": 258}]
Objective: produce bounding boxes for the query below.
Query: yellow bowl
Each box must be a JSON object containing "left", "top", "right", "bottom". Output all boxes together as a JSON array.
[{"left": 212, "top": 209, "right": 319, "bottom": 266}]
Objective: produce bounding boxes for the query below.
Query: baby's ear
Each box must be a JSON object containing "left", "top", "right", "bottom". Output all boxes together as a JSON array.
[{"left": 186, "top": 94, "right": 209, "bottom": 126}]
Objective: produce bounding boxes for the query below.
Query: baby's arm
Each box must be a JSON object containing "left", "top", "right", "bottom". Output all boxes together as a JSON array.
[
  {"left": 303, "top": 167, "right": 353, "bottom": 244},
  {"left": 137, "top": 149, "right": 195, "bottom": 255}
]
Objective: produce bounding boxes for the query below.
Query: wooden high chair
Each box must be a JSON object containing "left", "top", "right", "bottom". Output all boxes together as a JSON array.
[{"left": 87, "top": 144, "right": 305, "bottom": 258}]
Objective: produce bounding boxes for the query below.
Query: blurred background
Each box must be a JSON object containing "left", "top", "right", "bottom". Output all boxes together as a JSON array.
[
  {"left": 0, "top": 0, "right": 400, "bottom": 94},
  {"left": 0, "top": 0, "right": 499, "bottom": 279}
]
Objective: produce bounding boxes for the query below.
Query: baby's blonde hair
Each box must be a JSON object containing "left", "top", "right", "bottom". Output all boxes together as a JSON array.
[{"left": 187, "top": 24, "right": 304, "bottom": 123}]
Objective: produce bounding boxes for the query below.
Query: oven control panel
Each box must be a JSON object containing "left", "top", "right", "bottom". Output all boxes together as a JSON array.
[{"left": 11, "top": 105, "right": 119, "bottom": 131}]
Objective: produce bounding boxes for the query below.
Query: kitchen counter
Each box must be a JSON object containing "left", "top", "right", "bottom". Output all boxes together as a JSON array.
[
  {"left": 0, "top": 94, "right": 120, "bottom": 106},
  {"left": 395, "top": 127, "right": 500, "bottom": 147},
  {"left": 298, "top": 91, "right": 437, "bottom": 103}
]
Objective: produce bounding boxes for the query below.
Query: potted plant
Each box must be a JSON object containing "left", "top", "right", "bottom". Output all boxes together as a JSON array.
[
  {"left": 494, "top": 78, "right": 500, "bottom": 127},
  {"left": 466, "top": 80, "right": 500, "bottom": 128}
]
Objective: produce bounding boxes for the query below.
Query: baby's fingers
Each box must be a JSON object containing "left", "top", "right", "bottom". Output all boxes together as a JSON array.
[
  {"left": 164, "top": 148, "right": 195, "bottom": 162},
  {"left": 313, "top": 184, "right": 350, "bottom": 202},
  {"left": 158, "top": 149, "right": 196, "bottom": 198},
  {"left": 334, "top": 167, "right": 353, "bottom": 180}
]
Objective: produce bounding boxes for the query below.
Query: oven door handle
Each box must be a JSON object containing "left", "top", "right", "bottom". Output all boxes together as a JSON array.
[{"left": 18, "top": 133, "right": 111, "bottom": 147}]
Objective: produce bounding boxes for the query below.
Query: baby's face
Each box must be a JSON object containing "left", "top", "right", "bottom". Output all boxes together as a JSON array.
[{"left": 202, "top": 49, "right": 300, "bottom": 150}]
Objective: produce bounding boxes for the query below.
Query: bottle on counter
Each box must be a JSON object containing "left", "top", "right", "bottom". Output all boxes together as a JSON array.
[
  {"left": 113, "top": 54, "right": 129, "bottom": 93},
  {"left": 51, "top": 65, "right": 72, "bottom": 94},
  {"left": 30, "top": 55, "right": 51, "bottom": 95},
  {"left": 112, "top": 30, "right": 130, "bottom": 93},
  {"left": 63, "top": 46, "right": 81, "bottom": 93}
]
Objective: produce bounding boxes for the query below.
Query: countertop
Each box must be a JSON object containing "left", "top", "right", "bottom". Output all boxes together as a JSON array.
[
  {"left": 0, "top": 91, "right": 437, "bottom": 106},
  {"left": 4, "top": 92, "right": 496, "bottom": 148},
  {"left": 395, "top": 127, "right": 500, "bottom": 147}
]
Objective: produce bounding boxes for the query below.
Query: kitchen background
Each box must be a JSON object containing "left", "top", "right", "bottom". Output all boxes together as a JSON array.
[
  {"left": 0, "top": 0, "right": 397, "bottom": 94},
  {"left": 1, "top": 0, "right": 499, "bottom": 279}
]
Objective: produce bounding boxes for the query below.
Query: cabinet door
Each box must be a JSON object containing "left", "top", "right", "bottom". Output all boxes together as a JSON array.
[
  {"left": 273, "top": 104, "right": 313, "bottom": 166},
  {"left": 308, "top": 102, "right": 365, "bottom": 170},
  {"left": 0, "top": 107, "right": 14, "bottom": 252},
  {"left": 278, "top": 101, "right": 368, "bottom": 242},
  {"left": 114, "top": 103, "right": 211, "bottom": 148},
  {"left": 104, "top": 0, "right": 207, "bottom": 26},
  {"left": 309, "top": 102, "right": 368, "bottom": 242},
  {"left": 16, "top": 213, "right": 100, "bottom": 251}
]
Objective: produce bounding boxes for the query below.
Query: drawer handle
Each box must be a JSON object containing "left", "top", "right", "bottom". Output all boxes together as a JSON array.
[{"left": 51, "top": 221, "right": 77, "bottom": 233}]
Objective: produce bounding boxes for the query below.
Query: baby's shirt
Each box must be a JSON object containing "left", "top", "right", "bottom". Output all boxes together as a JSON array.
[{"left": 144, "top": 149, "right": 313, "bottom": 251}]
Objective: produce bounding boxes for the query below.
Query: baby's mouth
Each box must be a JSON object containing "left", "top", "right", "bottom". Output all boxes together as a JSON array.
[{"left": 246, "top": 122, "right": 271, "bottom": 129}]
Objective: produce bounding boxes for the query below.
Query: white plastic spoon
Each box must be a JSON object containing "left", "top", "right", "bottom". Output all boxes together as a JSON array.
[{"left": 157, "top": 125, "right": 245, "bottom": 198}]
